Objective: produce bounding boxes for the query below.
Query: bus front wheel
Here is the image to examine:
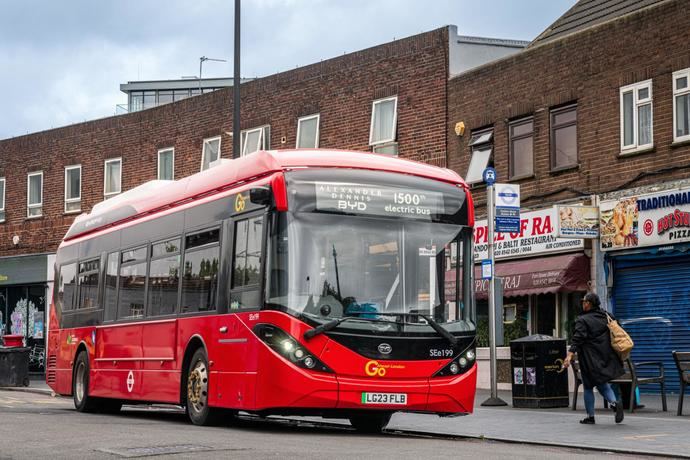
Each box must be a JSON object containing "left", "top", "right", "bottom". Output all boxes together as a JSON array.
[
  {"left": 185, "top": 348, "right": 221, "bottom": 426},
  {"left": 349, "top": 412, "right": 392, "bottom": 433}
]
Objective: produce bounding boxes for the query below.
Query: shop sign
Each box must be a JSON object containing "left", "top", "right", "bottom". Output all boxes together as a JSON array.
[
  {"left": 600, "top": 188, "right": 690, "bottom": 251},
  {"left": 555, "top": 205, "right": 599, "bottom": 238},
  {"left": 474, "top": 207, "right": 584, "bottom": 261}
]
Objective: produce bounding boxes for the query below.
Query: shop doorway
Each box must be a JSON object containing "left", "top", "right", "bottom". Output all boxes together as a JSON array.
[
  {"left": 533, "top": 293, "right": 556, "bottom": 336},
  {"left": 0, "top": 285, "right": 46, "bottom": 373}
]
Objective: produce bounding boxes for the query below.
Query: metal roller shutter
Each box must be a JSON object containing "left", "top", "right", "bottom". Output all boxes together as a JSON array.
[{"left": 612, "top": 255, "right": 690, "bottom": 394}]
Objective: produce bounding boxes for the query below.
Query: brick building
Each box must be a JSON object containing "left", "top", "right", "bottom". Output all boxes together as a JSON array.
[
  {"left": 447, "top": 0, "right": 690, "bottom": 391},
  {"left": 0, "top": 25, "right": 526, "bottom": 372}
]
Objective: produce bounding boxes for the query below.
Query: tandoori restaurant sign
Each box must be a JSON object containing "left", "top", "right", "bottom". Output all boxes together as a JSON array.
[
  {"left": 474, "top": 207, "right": 584, "bottom": 261},
  {"left": 600, "top": 186, "right": 690, "bottom": 251}
]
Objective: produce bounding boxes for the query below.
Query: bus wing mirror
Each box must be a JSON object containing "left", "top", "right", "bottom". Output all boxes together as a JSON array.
[{"left": 250, "top": 186, "right": 272, "bottom": 206}]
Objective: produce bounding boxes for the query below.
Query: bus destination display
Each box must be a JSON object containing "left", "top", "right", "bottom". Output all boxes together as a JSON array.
[{"left": 315, "top": 182, "right": 444, "bottom": 219}]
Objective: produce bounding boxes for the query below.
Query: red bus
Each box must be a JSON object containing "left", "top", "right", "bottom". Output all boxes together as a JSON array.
[{"left": 47, "top": 149, "right": 477, "bottom": 432}]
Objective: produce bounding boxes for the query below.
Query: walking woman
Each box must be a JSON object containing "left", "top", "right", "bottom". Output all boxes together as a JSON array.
[{"left": 563, "top": 293, "right": 625, "bottom": 424}]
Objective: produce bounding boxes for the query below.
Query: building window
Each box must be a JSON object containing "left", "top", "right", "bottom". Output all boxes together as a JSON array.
[
  {"left": 241, "top": 125, "right": 270, "bottom": 156},
  {"left": 64, "top": 165, "right": 81, "bottom": 213},
  {"left": 620, "top": 80, "right": 653, "bottom": 152},
  {"left": 296, "top": 114, "right": 320, "bottom": 148},
  {"left": 0, "top": 177, "right": 5, "bottom": 222},
  {"left": 104, "top": 158, "right": 122, "bottom": 198},
  {"left": 27, "top": 171, "right": 43, "bottom": 218},
  {"left": 509, "top": 117, "right": 534, "bottom": 179},
  {"left": 673, "top": 68, "right": 690, "bottom": 142},
  {"left": 465, "top": 128, "right": 493, "bottom": 185},
  {"left": 201, "top": 136, "right": 221, "bottom": 171},
  {"left": 550, "top": 105, "right": 578, "bottom": 170},
  {"left": 369, "top": 96, "right": 398, "bottom": 146},
  {"left": 158, "top": 148, "right": 175, "bottom": 180}
]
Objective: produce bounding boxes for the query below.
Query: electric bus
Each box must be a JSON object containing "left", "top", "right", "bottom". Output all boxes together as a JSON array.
[{"left": 46, "top": 149, "right": 476, "bottom": 432}]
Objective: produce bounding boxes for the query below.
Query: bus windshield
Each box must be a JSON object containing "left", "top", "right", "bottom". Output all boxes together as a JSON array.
[{"left": 267, "top": 211, "right": 471, "bottom": 326}]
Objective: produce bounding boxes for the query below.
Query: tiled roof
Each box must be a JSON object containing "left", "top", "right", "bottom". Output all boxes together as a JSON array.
[{"left": 530, "top": 0, "right": 668, "bottom": 46}]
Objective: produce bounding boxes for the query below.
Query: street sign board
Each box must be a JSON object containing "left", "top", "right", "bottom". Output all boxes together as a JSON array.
[
  {"left": 481, "top": 259, "right": 492, "bottom": 279},
  {"left": 495, "top": 183, "right": 520, "bottom": 233},
  {"left": 483, "top": 167, "right": 496, "bottom": 186}
]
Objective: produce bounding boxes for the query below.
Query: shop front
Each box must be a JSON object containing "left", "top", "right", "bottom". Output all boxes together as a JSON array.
[
  {"left": 472, "top": 207, "right": 591, "bottom": 346},
  {"left": 0, "top": 254, "right": 52, "bottom": 374},
  {"left": 601, "top": 186, "right": 690, "bottom": 393}
]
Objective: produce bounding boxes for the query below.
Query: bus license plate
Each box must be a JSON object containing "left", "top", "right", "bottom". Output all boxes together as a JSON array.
[{"left": 361, "top": 392, "right": 407, "bottom": 405}]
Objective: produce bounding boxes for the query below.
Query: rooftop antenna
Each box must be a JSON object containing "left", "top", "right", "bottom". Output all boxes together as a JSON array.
[{"left": 199, "top": 56, "right": 227, "bottom": 92}]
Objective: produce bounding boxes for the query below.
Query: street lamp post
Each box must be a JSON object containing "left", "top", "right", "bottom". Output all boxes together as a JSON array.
[{"left": 199, "top": 56, "right": 227, "bottom": 93}]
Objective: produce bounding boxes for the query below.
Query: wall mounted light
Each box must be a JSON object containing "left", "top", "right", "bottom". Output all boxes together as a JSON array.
[
  {"left": 12, "top": 235, "right": 20, "bottom": 246},
  {"left": 454, "top": 121, "right": 466, "bottom": 137}
]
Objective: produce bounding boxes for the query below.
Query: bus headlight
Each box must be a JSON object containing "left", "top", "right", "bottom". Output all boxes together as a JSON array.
[
  {"left": 432, "top": 343, "right": 476, "bottom": 378},
  {"left": 466, "top": 349, "right": 475, "bottom": 361},
  {"left": 449, "top": 362, "right": 460, "bottom": 374},
  {"left": 253, "top": 324, "right": 333, "bottom": 373},
  {"left": 459, "top": 357, "right": 468, "bottom": 368}
]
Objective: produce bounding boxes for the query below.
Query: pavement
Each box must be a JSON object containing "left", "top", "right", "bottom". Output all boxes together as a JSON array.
[{"left": 3, "top": 379, "right": 689, "bottom": 458}]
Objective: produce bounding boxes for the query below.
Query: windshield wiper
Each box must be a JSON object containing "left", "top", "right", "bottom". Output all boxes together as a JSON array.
[
  {"left": 303, "top": 316, "right": 363, "bottom": 340},
  {"left": 377, "top": 312, "right": 458, "bottom": 347}
]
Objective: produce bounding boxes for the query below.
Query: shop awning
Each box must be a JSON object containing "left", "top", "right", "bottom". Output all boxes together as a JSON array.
[{"left": 468, "top": 253, "right": 590, "bottom": 299}]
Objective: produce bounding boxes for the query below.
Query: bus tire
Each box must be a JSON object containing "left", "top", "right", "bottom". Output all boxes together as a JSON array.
[
  {"left": 349, "top": 412, "right": 392, "bottom": 433},
  {"left": 73, "top": 351, "right": 98, "bottom": 413},
  {"left": 185, "top": 348, "right": 221, "bottom": 426}
]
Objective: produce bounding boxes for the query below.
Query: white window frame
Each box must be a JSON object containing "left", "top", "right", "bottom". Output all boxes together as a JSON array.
[
  {"left": 201, "top": 136, "right": 221, "bottom": 171},
  {"left": 27, "top": 171, "right": 43, "bottom": 218},
  {"left": 241, "top": 125, "right": 270, "bottom": 156},
  {"left": 157, "top": 147, "right": 175, "bottom": 180},
  {"left": 673, "top": 68, "right": 690, "bottom": 143},
  {"left": 296, "top": 114, "right": 320, "bottom": 149},
  {"left": 64, "top": 164, "right": 82, "bottom": 213},
  {"left": 465, "top": 128, "right": 494, "bottom": 185},
  {"left": 369, "top": 96, "right": 398, "bottom": 145},
  {"left": 620, "top": 80, "right": 653, "bottom": 153},
  {"left": 0, "top": 177, "right": 5, "bottom": 223},
  {"left": 104, "top": 158, "right": 122, "bottom": 198}
]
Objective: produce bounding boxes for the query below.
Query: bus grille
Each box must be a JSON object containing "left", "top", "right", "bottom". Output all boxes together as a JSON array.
[{"left": 46, "top": 355, "right": 57, "bottom": 384}]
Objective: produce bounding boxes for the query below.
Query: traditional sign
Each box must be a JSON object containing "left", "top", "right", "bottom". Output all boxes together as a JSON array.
[
  {"left": 555, "top": 205, "right": 599, "bottom": 239},
  {"left": 600, "top": 187, "right": 690, "bottom": 251},
  {"left": 474, "top": 207, "right": 584, "bottom": 261}
]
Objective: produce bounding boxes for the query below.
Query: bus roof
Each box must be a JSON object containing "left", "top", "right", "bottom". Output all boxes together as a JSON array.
[{"left": 64, "top": 149, "right": 467, "bottom": 242}]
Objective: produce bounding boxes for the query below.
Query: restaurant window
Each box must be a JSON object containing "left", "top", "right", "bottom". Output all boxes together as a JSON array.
[
  {"left": 104, "top": 158, "right": 122, "bottom": 198},
  {"left": 241, "top": 125, "right": 271, "bottom": 156},
  {"left": 509, "top": 117, "right": 534, "bottom": 179},
  {"left": 465, "top": 128, "right": 493, "bottom": 185},
  {"left": 27, "top": 171, "right": 43, "bottom": 218},
  {"left": 201, "top": 136, "right": 221, "bottom": 171},
  {"left": 64, "top": 165, "right": 81, "bottom": 213},
  {"left": 181, "top": 228, "right": 220, "bottom": 313},
  {"left": 673, "top": 68, "right": 690, "bottom": 142},
  {"left": 296, "top": 114, "right": 320, "bottom": 148},
  {"left": 620, "top": 80, "right": 653, "bottom": 153},
  {"left": 550, "top": 105, "right": 578, "bottom": 170},
  {"left": 158, "top": 148, "right": 174, "bottom": 180}
]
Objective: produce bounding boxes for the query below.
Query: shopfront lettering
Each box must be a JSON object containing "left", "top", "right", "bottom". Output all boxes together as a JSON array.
[
  {"left": 638, "top": 191, "right": 690, "bottom": 211},
  {"left": 657, "top": 209, "right": 690, "bottom": 235},
  {"left": 475, "top": 275, "right": 522, "bottom": 293}
]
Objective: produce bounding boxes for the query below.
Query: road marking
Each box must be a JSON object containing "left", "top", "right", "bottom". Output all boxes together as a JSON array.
[{"left": 623, "top": 434, "right": 670, "bottom": 440}]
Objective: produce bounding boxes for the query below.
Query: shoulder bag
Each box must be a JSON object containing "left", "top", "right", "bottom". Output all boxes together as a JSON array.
[{"left": 606, "top": 312, "right": 634, "bottom": 360}]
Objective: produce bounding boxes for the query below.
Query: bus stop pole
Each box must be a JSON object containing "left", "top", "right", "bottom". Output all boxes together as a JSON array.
[{"left": 482, "top": 183, "right": 507, "bottom": 406}]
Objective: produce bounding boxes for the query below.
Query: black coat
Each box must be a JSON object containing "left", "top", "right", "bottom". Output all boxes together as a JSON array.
[{"left": 569, "top": 308, "right": 625, "bottom": 387}]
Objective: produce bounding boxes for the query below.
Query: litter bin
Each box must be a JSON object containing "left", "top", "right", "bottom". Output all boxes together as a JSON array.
[
  {"left": 510, "top": 334, "right": 569, "bottom": 408},
  {"left": 0, "top": 336, "right": 30, "bottom": 387}
]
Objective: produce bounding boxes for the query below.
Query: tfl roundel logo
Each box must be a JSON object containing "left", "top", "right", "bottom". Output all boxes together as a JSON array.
[{"left": 643, "top": 219, "right": 654, "bottom": 236}]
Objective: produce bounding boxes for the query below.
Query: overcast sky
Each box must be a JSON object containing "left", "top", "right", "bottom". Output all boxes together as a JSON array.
[{"left": 0, "top": 0, "right": 576, "bottom": 140}]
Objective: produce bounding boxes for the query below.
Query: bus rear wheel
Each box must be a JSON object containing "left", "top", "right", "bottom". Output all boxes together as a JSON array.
[
  {"left": 349, "top": 412, "right": 392, "bottom": 433},
  {"left": 73, "top": 351, "right": 98, "bottom": 412},
  {"left": 185, "top": 348, "right": 221, "bottom": 426}
]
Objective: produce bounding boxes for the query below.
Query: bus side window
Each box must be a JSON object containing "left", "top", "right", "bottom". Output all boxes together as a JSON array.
[
  {"left": 58, "top": 263, "right": 77, "bottom": 312},
  {"left": 148, "top": 237, "right": 181, "bottom": 317},
  {"left": 230, "top": 215, "right": 263, "bottom": 310},
  {"left": 181, "top": 228, "right": 220, "bottom": 314},
  {"left": 117, "top": 246, "right": 147, "bottom": 319},
  {"left": 77, "top": 259, "right": 100, "bottom": 310},
  {"left": 103, "top": 252, "right": 119, "bottom": 322}
]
